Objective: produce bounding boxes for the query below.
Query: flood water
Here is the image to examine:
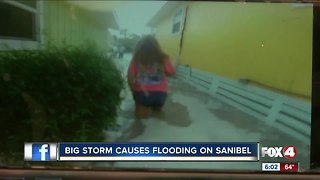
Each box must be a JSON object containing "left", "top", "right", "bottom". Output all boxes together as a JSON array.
[{"left": 95, "top": 53, "right": 310, "bottom": 171}]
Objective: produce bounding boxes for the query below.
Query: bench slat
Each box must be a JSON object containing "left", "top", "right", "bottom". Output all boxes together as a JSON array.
[
  {"left": 219, "top": 83, "right": 274, "bottom": 107},
  {"left": 216, "top": 93, "right": 267, "bottom": 120},
  {"left": 217, "top": 88, "right": 270, "bottom": 116}
]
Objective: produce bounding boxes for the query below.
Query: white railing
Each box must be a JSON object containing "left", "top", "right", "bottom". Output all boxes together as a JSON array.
[{"left": 176, "top": 65, "right": 311, "bottom": 144}]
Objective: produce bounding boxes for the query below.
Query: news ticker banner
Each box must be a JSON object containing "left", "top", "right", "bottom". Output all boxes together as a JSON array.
[{"left": 24, "top": 142, "right": 259, "bottom": 161}]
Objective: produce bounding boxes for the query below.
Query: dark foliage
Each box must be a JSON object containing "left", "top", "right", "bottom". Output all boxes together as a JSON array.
[{"left": 0, "top": 45, "right": 123, "bottom": 162}]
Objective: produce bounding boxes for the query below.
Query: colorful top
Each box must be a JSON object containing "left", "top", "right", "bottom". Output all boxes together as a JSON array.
[{"left": 127, "top": 58, "right": 175, "bottom": 92}]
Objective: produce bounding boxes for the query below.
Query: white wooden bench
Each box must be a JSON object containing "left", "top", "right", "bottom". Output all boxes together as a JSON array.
[{"left": 176, "top": 65, "right": 311, "bottom": 144}]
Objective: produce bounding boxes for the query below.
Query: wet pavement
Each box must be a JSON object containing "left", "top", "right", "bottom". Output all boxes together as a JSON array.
[{"left": 97, "top": 53, "right": 310, "bottom": 171}]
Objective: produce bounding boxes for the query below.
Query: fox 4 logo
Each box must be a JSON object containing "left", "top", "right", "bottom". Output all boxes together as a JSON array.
[{"left": 261, "top": 146, "right": 296, "bottom": 159}]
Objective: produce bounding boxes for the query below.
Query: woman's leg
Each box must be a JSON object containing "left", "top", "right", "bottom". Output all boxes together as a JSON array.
[
  {"left": 133, "top": 91, "right": 152, "bottom": 118},
  {"left": 135, "top": 103, "right": 150, "bottom": 119},
  {"left": 150, "top": 92, "right": 167, "bottom": 119},
  {"left": 152, "top": 92, "right": 167, "bottom": 110}
]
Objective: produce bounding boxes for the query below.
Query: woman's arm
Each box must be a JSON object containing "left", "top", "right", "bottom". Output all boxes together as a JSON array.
[
  {"left": 163, "top": 58, "right": 176, "bottom": 76},
  {"left": 127, "top": 59, "right": 137, "bottom": 92},
  {"left": 127, "top": 75, "right": 135, "bottom": 92}
]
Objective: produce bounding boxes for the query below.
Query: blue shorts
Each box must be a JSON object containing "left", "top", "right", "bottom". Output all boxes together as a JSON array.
[{"left": 133, "top": 91, "right": 167, "bottom": 108}]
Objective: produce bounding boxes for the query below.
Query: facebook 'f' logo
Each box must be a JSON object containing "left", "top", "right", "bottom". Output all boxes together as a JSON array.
[
  {"left": 25, "top": 143, "right": 57, "bottom": 161},
  {"left": 32, "top": 144, "right": 50, "bottom": 161}
]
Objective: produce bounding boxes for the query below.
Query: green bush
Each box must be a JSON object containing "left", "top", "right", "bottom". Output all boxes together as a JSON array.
[{"left": 0, "top": 45, "right": 123, "bottom": 160}]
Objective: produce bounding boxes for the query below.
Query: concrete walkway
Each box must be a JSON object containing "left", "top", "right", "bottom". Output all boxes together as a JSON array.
[{"left": 96, "top": 53, "right": 309, "bottom": 171}]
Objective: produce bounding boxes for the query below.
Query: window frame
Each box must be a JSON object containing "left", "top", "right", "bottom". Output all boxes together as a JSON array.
[
  {"left": 0, "top": 0, "right": 43, "bottom": 50},
  {"left": 171, "top": 7, "right": 186, "bottom": 36}
]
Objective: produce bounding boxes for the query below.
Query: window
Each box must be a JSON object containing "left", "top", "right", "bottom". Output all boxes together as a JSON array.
[
  {"left": 0, "top": 2, "right": 36, "bottom": 40},
  {"left": 172, "top": 9, "right": 184, "bottom": 34},
  {"left": 0, "top": 0, "right": 41, "bottom": 49}
]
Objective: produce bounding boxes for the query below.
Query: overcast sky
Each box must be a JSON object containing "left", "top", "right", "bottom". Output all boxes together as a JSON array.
[
  {"left": 115, "top": 1, "right": 166, "bottom": 35},
  {"left": 70, "top": 1, "right": 166, "bottom": 36}
]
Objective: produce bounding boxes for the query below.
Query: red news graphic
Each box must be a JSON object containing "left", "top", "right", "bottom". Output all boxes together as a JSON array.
[
  {"left": 261, "top": 162, "right": 299, "bottom": 172},
  {"left": 261, "top": 146, "right": 296, "bottom": 159},
  {"left": 280, "top": 163, "right": 299, "bottom": 172}
]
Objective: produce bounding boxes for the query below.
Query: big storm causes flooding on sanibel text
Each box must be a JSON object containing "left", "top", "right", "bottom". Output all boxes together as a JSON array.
[{"left": 64, "top": 146, "right": 252, "bottom": 155}]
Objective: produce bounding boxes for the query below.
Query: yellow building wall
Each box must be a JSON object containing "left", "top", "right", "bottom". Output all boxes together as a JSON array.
[
  {"left": 154, "top": 7, "right": 184, "bottom": 65},
  {"left": 179, "top": 2, "right": 312, "bottom": 99}
]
